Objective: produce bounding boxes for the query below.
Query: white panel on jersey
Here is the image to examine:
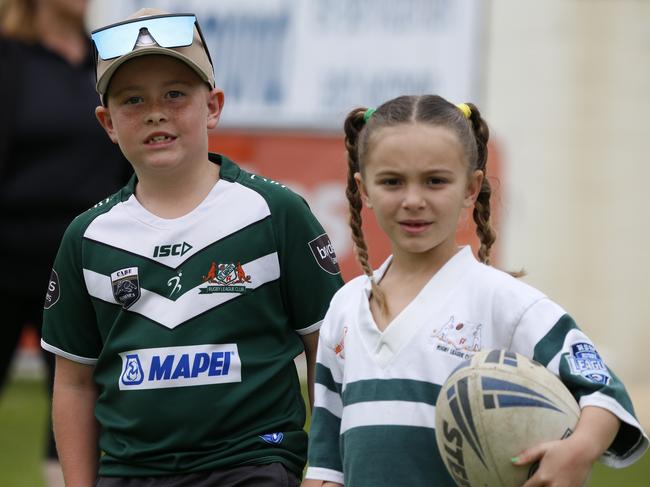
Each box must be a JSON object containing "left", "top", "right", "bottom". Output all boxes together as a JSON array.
[
  {"left": 314, "top": 383, "right": 343, "bottom": 418},
  {"left": 83, "top": 252, "right": 280, "bottom": 329},
  {"left": 356, "top": 247, "right": 482, "bottom": 368},
  {"left": 510, "top": 297, "right": 567, "bottom": 358},
  {"left": 84, "top": 180, "right": 271, "bottom": 268},
  {"left": 340, "top": 400, "right": 437, "bottom": 434}
]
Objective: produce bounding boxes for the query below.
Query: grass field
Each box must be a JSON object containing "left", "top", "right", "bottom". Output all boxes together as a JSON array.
[{"left": 1, "top": 376, "right": 648, "bottom": 486}]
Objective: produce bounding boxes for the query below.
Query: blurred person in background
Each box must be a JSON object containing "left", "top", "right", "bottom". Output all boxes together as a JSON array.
[{"left": 0, "top": 0, "right": 130, "bottom": 485}]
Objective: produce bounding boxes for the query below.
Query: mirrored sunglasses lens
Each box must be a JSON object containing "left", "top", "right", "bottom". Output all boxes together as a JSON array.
[
  {"left": 146, "top": 16, "right": 196, "bottom": 48},
  {"left": 92, "top": 22, "right": 142, "bottom": 60},
  {"left": 92, "top": 15, "right": 196, "bottom": 60}
]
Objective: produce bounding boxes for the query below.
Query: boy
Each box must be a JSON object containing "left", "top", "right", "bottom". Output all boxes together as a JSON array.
[{"left": 41, "top": 8, "right": 343, "bottom": 487}]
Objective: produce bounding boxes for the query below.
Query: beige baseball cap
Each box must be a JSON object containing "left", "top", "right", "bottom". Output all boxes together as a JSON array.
[{"left": 94, "top": 8, "right": 215, "bottom": 105}]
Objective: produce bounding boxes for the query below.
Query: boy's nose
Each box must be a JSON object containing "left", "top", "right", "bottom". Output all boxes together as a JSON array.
[{"left": 145, "top": 106, "right": 167, "bottom": 124}]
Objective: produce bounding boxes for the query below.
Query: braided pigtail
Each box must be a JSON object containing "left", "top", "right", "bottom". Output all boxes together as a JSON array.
[
  {"left": 465, "top": 103, "right": 497, "bottom": 266},
  {"left": 344, "top": 108, "right": 388, "bottom": 313}
]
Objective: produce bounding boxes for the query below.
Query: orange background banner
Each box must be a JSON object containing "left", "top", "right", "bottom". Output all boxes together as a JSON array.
[{"left": 210, "top": 130, "right": 501, "bottom": 282}]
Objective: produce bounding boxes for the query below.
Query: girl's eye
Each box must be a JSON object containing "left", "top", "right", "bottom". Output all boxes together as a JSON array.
[
  {"left": 428, "top": 177, "right": 447, "bottom": 185},
  {"left": 381, "top": 178, "right": 401, "bottom": 186}
]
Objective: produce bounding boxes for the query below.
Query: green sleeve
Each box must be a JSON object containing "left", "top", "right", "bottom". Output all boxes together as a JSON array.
[
  {"left": 273, "top": 193, "right": 344, "bottom": 333},
  {"left": 42, "top": 218, "right": 102, "bottom": 363}
]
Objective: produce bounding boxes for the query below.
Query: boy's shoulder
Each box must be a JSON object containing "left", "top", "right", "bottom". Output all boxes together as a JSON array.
[
  {"left": 63, "top": 183, "right": 133, "bottom": 240},
  {"left": 216, "top": 153, "right": 310, "bottom": 212}
]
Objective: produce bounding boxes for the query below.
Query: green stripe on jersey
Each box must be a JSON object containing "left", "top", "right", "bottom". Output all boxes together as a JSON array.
[
  {"left": 308, "top": 406, "right": 343, "bottom": 472},
  {"left": 532, "top": 314, "right": 578, "bottom": 366},
  {"left": 343, "top": 379, "right": 441, "bottom": 407},
  {"left": 316, "top": 363, "right": 342, "bottom": 394},
  {"left": 341, "top": 425, "right": 456, "bottom": 487}
]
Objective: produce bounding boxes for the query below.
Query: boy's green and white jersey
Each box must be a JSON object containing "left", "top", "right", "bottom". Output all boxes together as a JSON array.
[
  {"left": 42, "top": 154, "right": 343, "bottom": 477},
  {"left": 306, "top": 247, "right": 648, "bottom": 487}
]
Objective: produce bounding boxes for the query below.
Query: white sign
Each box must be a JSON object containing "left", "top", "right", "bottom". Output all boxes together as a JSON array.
[{"left": 89, "top": 0, "right": 484, "bottom": 129}]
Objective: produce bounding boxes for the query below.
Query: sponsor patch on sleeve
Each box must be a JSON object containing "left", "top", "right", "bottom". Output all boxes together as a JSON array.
[
  {"left": 44, "top": 269, "right": 60, "bottom": 310},
  {"left": 567, "top": 342, "right": 611, "bottom": 385},
  {"left": 308, "top": 234, "right": 340, "bottom": 275}
]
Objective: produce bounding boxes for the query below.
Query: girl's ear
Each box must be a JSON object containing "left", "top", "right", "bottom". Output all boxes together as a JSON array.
[
  {"left": 95, "top": 105, "right": 119, "bottom": 144},
  {"left": 354, "top": 172, "right": 373, "bottom": 208},
  {"left": 463, "top": 169, "right": 484, "bottom": 208},
  {"left": 206, "top": 88, "right": 225, "bottom": 129}
]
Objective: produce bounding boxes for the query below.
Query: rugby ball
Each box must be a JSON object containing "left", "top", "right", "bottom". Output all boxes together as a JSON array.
[{"left": 435, "top": 349, "right": 580, "bottom": 487}]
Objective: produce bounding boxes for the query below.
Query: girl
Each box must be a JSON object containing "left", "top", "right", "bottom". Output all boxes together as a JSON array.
[{"left": 304, "top": 95, "right": 647, "bottom": 486}]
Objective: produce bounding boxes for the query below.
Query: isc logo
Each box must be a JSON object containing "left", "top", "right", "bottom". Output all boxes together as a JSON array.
[
  {"left": 153, "top": 242, "right": 193, "bottom": 258},
  {"left": 118, "top": 344, "right": 241, "bottom": 390}
]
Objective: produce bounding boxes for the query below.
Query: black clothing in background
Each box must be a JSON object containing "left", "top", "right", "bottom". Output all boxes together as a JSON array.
[
  {"left": 0, "top": 35, "right": 131, "bottom": 458},
  {"left": 0, "top": 36, "right": 131, "bottom": 295}
]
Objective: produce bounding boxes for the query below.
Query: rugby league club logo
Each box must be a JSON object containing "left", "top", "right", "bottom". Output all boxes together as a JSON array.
[
  {"left": 199, "top": 261, "right": 251, "bottom": 294},
  {"left": 433, "top": 315, "right": 482, "bottom": 359}
]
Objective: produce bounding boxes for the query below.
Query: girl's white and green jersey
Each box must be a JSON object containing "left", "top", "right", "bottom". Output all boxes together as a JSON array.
[
  {"left": 42, "top": 154, "right": 343, "bottom": 477},
  {"left": 306, "top": 247, "right": 648, "bottom": 487}
]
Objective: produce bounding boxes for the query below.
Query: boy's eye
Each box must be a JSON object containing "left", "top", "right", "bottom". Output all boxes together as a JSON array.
[
  {"left": 167, "top": 90, "right": 184, "bottom": 99},
  {"left": 124, "top": 96, "right": 143, "bottom": 105}
]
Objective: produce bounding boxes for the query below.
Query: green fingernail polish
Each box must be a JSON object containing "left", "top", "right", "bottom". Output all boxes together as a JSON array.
[{"left": 510, "top": 457, "right": 519, "bottom": 463}]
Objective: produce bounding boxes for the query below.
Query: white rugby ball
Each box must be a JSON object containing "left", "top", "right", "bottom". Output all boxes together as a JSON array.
[{"left": 435, "top": 349, "right": 580, "bottom": 487}]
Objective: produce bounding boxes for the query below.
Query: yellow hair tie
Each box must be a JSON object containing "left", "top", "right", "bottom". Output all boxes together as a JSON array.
[{"left": 456, "top": 103, "right": 472, "bottom": 119}]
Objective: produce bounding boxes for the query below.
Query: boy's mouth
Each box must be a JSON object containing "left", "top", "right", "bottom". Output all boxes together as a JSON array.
[{"left": 144, "top": 133, "right": 176, "bottom": 145}]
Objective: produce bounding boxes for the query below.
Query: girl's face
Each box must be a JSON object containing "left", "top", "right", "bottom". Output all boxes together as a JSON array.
[{"left": 356, "top": 123, "right": 482, "bottom": 263}]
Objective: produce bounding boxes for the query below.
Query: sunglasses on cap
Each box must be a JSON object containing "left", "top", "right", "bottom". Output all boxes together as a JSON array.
[{"left": 91, "top": 13, "right": 213, "bottom": 66}]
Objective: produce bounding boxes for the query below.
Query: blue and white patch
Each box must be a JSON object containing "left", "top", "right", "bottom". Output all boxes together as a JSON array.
[
  {"left": 260, "top": 432, "right": 284, "bottom": 444},
  {"left": 567, "top": 342, "right": 611, "bottom": 385},
  {"left": 118, "top": 344, "right": 241, "bottom": 390}
]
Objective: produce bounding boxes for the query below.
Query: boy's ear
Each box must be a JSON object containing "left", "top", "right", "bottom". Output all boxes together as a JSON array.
[
  {"left": 207, "top": 88, "right": 225, "bottom": 130},
  {"left": 95, "top": 105, "right": 119, "bottom": 144},
  {"left": 463, "top": 169, "right": 484, "bottom": 208}
]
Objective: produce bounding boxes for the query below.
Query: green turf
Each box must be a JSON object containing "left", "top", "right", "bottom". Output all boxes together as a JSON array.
[
  {"left": 1, "top": 376, "right": 648, "bottom": 486},
  {"left": 0, "top": 377, "right": 49, "bottom": 487}
]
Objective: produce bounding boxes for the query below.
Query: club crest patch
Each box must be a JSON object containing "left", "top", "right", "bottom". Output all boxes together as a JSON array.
[
  {"left": 44, "top": 269, "right": 60, "bottom": 310},
  {"left": 199, "top": 261, "right": 251, "bottom": 294},
  {"left": 308, "top": 234, "right": 340, "bottom": 275},
  {"left": 433, "top": 315, "right": 482, "bottom": 359},
  {"left": 111, "top": 267, "right": 141, "bottom": 309},
  {"left": 567, "top": 342, "right": 611, "bottom": 385}
]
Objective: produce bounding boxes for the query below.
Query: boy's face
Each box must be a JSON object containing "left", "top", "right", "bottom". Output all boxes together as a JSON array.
[{"left": 95, "top": 55, "right": 223, "bottom": 175}]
